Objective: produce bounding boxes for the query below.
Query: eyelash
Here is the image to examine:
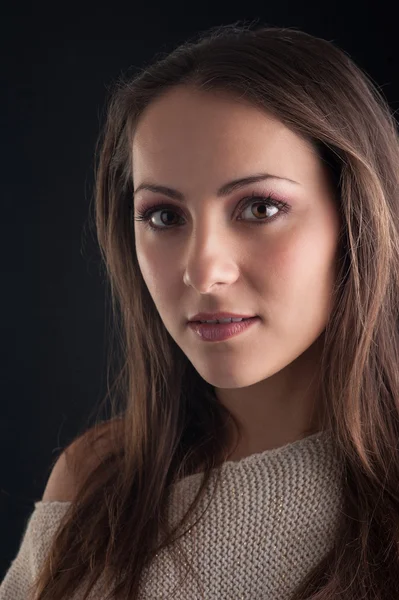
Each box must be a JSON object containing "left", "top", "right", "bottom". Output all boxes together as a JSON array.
[{"left": 133, "top": 191, "right": 291, "bottom": 233}]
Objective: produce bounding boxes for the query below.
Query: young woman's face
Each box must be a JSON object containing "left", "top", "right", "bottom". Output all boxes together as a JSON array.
[{"left": 132, "top": 86, "right": 341, "bottom": 389}]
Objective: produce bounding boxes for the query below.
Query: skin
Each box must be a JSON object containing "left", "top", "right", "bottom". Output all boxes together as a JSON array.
[{"left": 132, "top": 85, "right": 341, "bottom": 461}]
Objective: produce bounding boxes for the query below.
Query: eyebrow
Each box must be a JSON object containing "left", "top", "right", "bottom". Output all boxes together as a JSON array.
[{"left": 133, "top": 173, "right": 300, "bottom": 201}]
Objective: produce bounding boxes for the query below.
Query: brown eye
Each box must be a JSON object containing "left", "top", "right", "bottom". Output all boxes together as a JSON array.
[{"left": 238, "top": 198, "right": 280, "bottom": 221}]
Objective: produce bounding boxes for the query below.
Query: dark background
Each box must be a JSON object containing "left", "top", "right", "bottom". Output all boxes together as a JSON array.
[{"left": 1, "top": 4, "right": 398, "bottom": 581}]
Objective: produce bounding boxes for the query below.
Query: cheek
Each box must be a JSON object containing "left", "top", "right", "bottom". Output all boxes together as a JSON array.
[
  {"left": 136, "top": 240, "right": 161, "bottom": 292},
  {"left": 263, "top": 230, "right": 338, "bottom": 315},
  {"left": 135, "top": 239, "right": 180, "bottom": 305}
]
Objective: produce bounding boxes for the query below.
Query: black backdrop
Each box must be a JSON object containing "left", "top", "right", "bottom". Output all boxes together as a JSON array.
[{"left": 1, "top": 3, "right": 397, "bottom": 581}]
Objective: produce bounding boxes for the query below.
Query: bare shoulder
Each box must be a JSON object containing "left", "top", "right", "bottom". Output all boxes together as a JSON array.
[{"left": 41, "top": 420, "right": 121, "bottom": 503}]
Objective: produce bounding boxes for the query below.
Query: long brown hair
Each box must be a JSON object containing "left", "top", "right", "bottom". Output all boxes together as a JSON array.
[{"left": 30, "top": 20, "right": 399, "bottom": 599}]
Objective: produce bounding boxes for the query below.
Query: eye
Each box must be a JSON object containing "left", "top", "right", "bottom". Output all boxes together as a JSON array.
[{"left": 133, "top": 191, "right": 291, "bottom": 233}]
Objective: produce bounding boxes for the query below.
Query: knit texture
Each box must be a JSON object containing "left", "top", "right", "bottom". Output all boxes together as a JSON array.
[{"left": 0, "top": 430, "right": 344, "bottom": 599}]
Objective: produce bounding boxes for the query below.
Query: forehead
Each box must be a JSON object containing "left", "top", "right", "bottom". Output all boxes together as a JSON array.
[{"left": 131, "top": 86, "right": 324, "bottom": 191}]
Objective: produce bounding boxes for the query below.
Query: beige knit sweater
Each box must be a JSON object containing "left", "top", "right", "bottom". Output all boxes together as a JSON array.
[{"left": 0, "top": 431, "right": 344, "bottom": 599}]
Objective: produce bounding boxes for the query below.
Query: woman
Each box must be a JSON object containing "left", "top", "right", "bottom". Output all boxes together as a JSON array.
[{"left": 1, "top": 20, "right": 398, "bottom": 600}]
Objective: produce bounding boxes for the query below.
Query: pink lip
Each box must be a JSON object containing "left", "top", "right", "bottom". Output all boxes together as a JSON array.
[{"left": 188, "top": 316, "right": 260, "bottom": 342}]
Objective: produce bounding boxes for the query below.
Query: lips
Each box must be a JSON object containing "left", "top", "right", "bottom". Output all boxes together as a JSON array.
[{"left": 188, "top": 316, "right": 260, "bottom": 341}]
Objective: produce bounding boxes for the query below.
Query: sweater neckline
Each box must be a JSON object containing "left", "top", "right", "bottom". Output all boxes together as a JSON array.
[
  {"left": 177, "top": 429, "right": 330, "bottom": 481},
  {"left": 36, "top": 431, "right": 331, "bottom": 506},
  {"left": 221, "top": 429, "right": 327, "bottom": 467}
]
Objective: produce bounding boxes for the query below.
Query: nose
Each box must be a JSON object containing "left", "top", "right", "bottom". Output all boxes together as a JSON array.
[{"left": 182, "top": 226, "right": 239, "bottom": 292}]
